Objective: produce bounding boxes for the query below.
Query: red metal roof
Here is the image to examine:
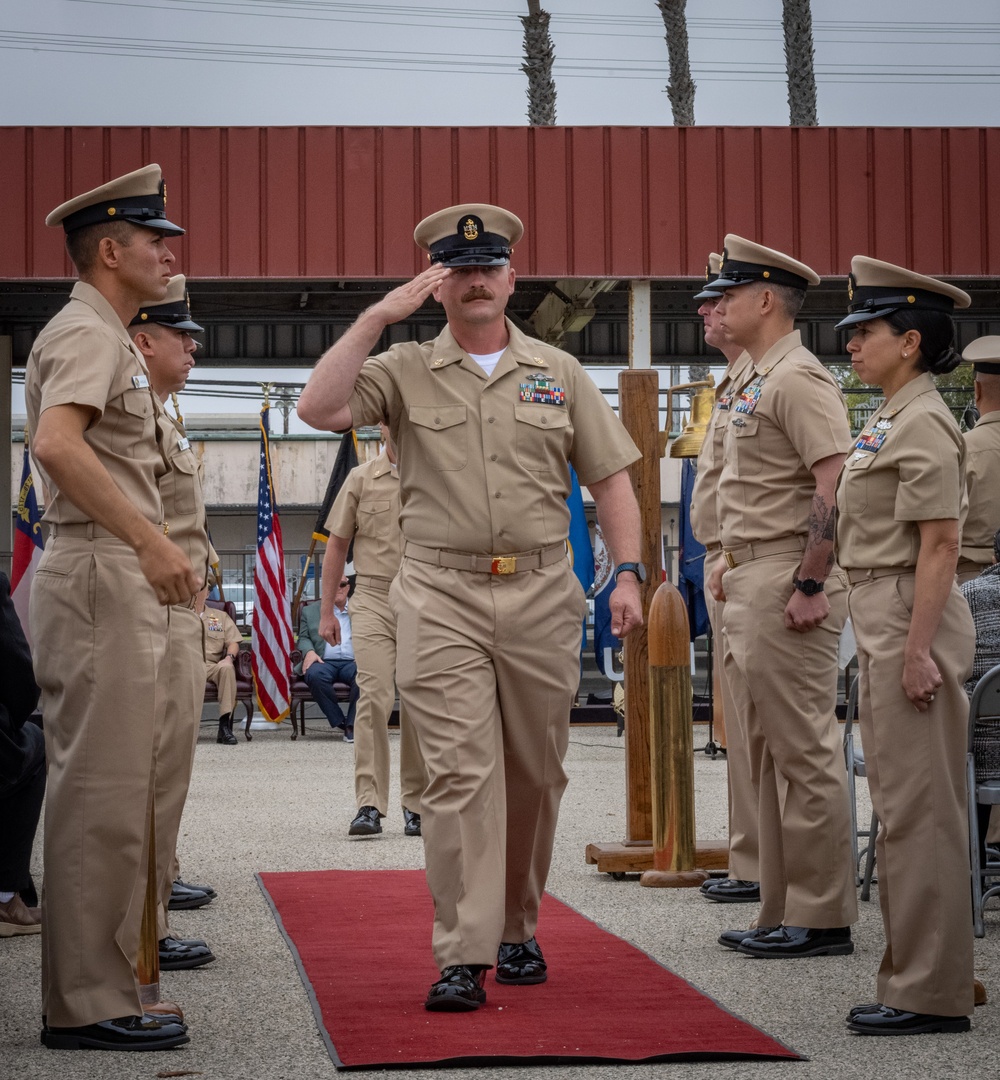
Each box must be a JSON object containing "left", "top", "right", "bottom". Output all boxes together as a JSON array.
[{"left": 2, "top": 125, "right": 998, "bottom": 280}]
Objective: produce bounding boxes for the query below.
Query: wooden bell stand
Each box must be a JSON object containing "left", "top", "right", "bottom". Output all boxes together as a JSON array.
[{"left": 584, "top": 282, "right": 727, "bottom": 881}]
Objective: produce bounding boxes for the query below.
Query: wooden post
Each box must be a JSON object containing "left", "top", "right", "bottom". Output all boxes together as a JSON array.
[
  {"left": 137, "top": 806, "right": 184, "bottom": 1021},
  {"left": 640, "top": 581, "right": 711, "bottom": 887}
]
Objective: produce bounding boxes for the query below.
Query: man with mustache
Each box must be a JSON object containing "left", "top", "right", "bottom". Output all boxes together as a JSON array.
[{"left": 298, "top": 203, "right": 644, "bottom": 1012}]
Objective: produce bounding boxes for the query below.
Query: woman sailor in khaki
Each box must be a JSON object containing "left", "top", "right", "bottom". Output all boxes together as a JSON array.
[{"left": 835, "top": 256, "right": 975, "bottom": 1036}]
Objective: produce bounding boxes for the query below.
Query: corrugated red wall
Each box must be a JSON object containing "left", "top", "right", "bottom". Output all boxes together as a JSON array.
[{"left": 2, "top": 126, "right": 998, "bottom": 280}]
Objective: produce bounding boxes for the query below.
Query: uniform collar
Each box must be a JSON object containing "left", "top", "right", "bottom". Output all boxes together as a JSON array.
[
  {"left": 372, "top": 448, "right": 396, "bottom": 478},
  {"left": 720, "top": 350, "right": 753, "bottom": 394},
  {"left": 427, "top": 318, "right": 553, "bottom": 381},
  {"left": 70, "top": 281, "right": 141, "bottom": 356},
  {"left": 972, "top": 408, "right": 1000, "bottom": 427},
  {"left": 752, "top": 329, "right": 802, "bottom": 377},
  {"left": 879, "top": 371, "right": 936, "bottom": 418}
]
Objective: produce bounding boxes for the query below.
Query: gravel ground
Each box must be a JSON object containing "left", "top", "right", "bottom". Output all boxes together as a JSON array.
[{"left": 3, "top": 714, "right": 998, "bottom": 1080}]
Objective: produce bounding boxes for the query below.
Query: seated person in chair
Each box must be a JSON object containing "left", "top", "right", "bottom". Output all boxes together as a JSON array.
[
  {"left": 296, "top": 579, "right": 359, "bottom": 741},
  {"left": 195, "top": 586, "right": 242, "bottom": 746}
]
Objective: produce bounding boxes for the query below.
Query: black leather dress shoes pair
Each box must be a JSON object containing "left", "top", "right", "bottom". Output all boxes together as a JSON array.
[
  {"left": 158, "top": 936, "right": 216, "bottom": 970},
  {"left": 41, "top": 1014, "right": 189, "bottom": 1051},
  {"left": 403, "top": 808, "right": 422, "bottom": 837},
  {"left": 425, "top": 965, "right": 488, "bottom": 1011},
  {"left": 737, "top": 925, "right": 853, "bottom": 958},
  {"left": 699, "top": 878, "right": 761, "bottom": 903},
  {"left": 349, "top": 805, "right": 382, "bottom": 836},
  {"left": 846, "top": 1004, "right": 970, "bottom": 1035},
  {"left": 496, "top": 936, "right": 547, "bottom": 984},
  {"left": 168, "top": 879, "right": 215, "bottom": 910}
]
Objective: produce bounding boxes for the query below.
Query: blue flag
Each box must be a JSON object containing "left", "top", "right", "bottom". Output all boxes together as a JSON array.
[
  {"left": 592, "top": 525, "right": 621, "bottom": 677},
  {"left": 677, "top": 459, "right": 709, "bottom": 641},
  {"left": 566, "top": 465, "right": 594, "bottom": 594}
]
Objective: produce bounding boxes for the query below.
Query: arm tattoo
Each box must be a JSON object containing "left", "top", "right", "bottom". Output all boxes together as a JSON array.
[{"left": 809, "top": 493, "right": 837, "bottom": 546}]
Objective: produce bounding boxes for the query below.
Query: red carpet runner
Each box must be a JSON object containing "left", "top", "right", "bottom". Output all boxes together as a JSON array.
[{"left": 258, "top": 869, "right": 802, "bottom": 1070}]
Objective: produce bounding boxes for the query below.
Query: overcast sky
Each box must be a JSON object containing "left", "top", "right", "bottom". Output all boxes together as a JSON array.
[{"left": 2, "top": 0, "right": 999, "bottom": 127}]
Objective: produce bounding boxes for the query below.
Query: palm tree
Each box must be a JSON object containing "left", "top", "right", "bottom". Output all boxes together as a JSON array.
[
  {"left": 521, "top": 1, "right": 557, "bottom": 125},
  {"left": 782, "top": 0, "right": 818, "bottom": 125},
  {"left": 655, "top": 0, "right": 695, "bottom": 127}
]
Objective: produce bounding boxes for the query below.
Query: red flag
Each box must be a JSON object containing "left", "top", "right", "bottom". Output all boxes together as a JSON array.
[
  {"left": 252, "top": 404, "right": 294, "bottom": 723},
  {"left": 11, "top": 441, "right": 44, "bottom": 648}
]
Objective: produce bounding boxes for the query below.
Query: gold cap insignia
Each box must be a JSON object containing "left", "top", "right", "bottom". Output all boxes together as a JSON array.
[
  {"left": 907, "top": 295, "right": 916, "bottom": 303},
  {"left": 141, "top": 312, "right": 148, "bottom": 320},
  {"left": 107, "top": 207, "right": 116, "bottom": 216},
  {"left": 763, "top": 270, "right": 770, "bottom": 279},
  {"left": 463, "top": 217, "right": 478, "bottom": 241},
  {"left": 847, "top": 275, "right": 855, "bottom": 301}
]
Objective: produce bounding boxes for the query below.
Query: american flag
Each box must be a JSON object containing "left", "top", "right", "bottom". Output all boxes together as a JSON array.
[
  {"left": 11, "top": 440, "right": 44, "bottom": 648},
  {"left": 252, "top": 404, "right": 294, "bottom": 723}
]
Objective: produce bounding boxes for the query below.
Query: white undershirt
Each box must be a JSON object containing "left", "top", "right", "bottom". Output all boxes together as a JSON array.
[{"left": 469, "top": 349, "right": 506, "bottom": 378}]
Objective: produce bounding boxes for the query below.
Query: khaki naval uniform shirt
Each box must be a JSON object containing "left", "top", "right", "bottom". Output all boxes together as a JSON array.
[
  {"left": 347, "top": 319, "right": 640, "bottom": 553},
  {"left": 347, "top": 318, "right": 640, "bottom": 969},
  {"left": 715, "top": 330, "right": 856, "bottom": 930},
  {"left": 718, "top": 331, "right": 852, "bottom": 548},
  {"left": 960, "top": 410, "right": 1000, "bottom": 573},
  {"left": 24, "top": 281, "right": 172, "bottom": 1028},
  {"left": 324, "top": 452, "right": 423, "bottom": 813},
  {"left": 836, "top": 373, "right": 974, "bottom": 1015}
]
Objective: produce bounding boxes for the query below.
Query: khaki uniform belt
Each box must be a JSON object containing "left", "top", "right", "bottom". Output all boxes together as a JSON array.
[
  {"left": 49, "top": 522, "right": 116, "bottom": 539},
  {"left": 355, "top": 574, "right": 393, "bottom": 594},
  {"left": 722, "top": 535, "right": 806, "bottom": 569},
  {"left": 845, "top": 566, "right": 916, "bottom": 585},
  {"left": 403, "top": 541, "right": 567, "bottom": 576}
]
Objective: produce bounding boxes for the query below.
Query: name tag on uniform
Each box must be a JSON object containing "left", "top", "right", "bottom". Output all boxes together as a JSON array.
[
  {"left": 177, "top": 436, "right": 191, "bottom": 451},
  {"left": 733, "top": 378, "right": 764, "bottom": 415},
  {"left": 132, "top": 374, "right": 150, "bottom": 389}
]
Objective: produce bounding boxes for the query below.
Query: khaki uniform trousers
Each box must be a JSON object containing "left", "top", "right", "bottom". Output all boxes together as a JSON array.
[
  {"left": 721, "top": 554, "right": 857, "bottom": 929},
  {"left": 705, "top": 590, "right": 759, "bottom": 882},
  {"left": 205, "top": 658, "right": 237, "bottom": 716},
  {"left": 849, "top": 573, "right": 975, "bottom": 1016},
  {"left": 350, "top": 582, "right": 425, "bottom": 815},
  {"left": 30, "top": 537, "right": 168, "bottom": 1028},
  {"left": 391, "top": 556, "right": 585, "bottom": 970},
  {"left": 155, "top": 605, "right": 204, "bottom": 940}
]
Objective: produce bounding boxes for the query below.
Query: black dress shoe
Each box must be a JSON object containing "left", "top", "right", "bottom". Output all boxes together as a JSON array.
[
  {"left": 496, "top": 937, "right": 547, "bottom": 984},
  {"left": 175, "top": 878, "right": 217, "bottom": 900},
  {"left": 403, "top": 808, "right": 422, "bottom": 837},
  {"left": 739, "top": 925, "right": 853, "bottom": 958},
  {"left": 168, "top": 881, "right": 213, "bottom": 911},
  {"left": 41, "top": 1014, "right": 190, "bottom": 1051},
  {"left": 847, "top": 1005, "right": 970, "bottom": 1035},
  {"left": 847, "top": 1002, "right": 881, "bottom": 1019},
  {"left": 349, "top": 805, "right": 382, "bottom": 836},
  {"left": 700, "top": 879, "right": 761, "bottom": 903},
  {"left": 425, "top": 965, "right": 488, "bottom": 1011},
  {"left": 718, "top": 925, "right": 779, "bottom": 951},
  {"left": 158, "top": 936, "right": 216, "bottom": 970}
]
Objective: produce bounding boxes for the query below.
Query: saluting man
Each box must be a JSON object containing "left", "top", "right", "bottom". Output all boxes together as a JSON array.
[
  {"left": 26, "top": 166, "right": 200, "bottom": 1051},
  {"left": 705, "top": 236, "right": 858, "bottom": 958},
  {"left": 298, "top": 204, "right": 643, "bottom": 1012},
  {"left": 129, "top": 276, "right": 217, "bottom": 973}
]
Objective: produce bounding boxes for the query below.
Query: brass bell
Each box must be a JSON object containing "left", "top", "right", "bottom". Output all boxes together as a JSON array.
[{"left": 659, "top": 378, "right": 715, "bottom": 458}]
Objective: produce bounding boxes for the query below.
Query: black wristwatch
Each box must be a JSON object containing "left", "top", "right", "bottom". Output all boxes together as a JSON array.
[
  {"left": 614, "top": 561, "right": 647, "bottom": 584},
  {"left": 792, "top": 576, "right": 824, "bottom": 596}
]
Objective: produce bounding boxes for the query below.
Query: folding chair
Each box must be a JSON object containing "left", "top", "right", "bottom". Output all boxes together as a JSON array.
[
  {"left": 844, "top": 674, "right": 878, "bottom": 900},
  {"left": 967, "top": 662, "right": 1000, "bottom": 937}
]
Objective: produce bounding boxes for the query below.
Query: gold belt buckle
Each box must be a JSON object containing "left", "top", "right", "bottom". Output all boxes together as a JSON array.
[
  {"left": 491, "top": 556, "right": 517, "bottom": 575},
  {"left": 723, "top": 550, "right": 736, "bottom": 569}
]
